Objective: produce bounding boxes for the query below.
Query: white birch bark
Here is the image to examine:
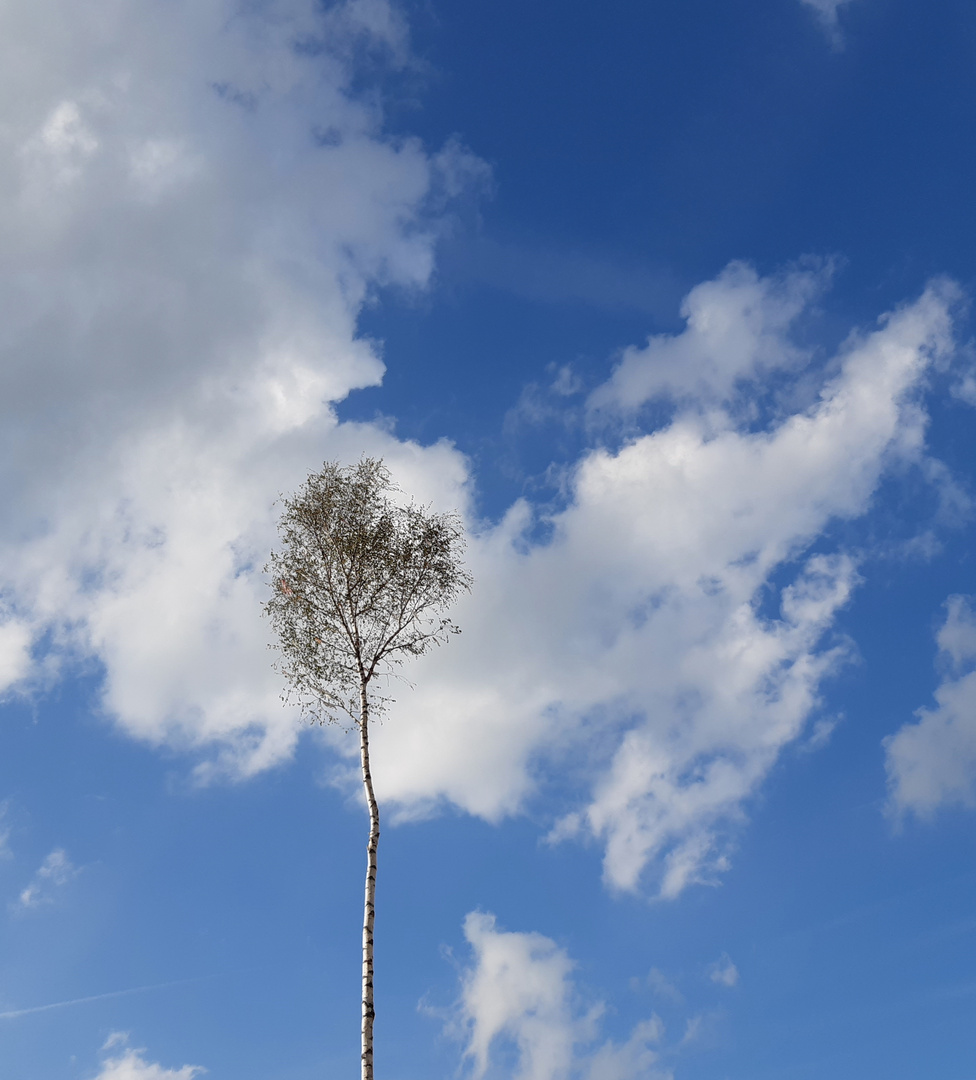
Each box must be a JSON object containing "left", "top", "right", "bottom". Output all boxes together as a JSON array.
[{"left": 359, "top": 682, "right": 379, "bottom": 1080}]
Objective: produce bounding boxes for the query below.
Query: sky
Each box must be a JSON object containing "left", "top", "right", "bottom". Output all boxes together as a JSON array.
[{"left": 1, "top": 0, "right": 976, "bottom": 1077}]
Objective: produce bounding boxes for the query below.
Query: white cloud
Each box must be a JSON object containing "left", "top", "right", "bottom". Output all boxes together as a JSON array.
[
  {"left": 0, "top": 617, "right": 31, "bottom": 695},
  {"left": 454, "top": 912, "right": 670, "bottom": 1080},
  {"left": 798, "top": 0, "right": 855, "bottom": 35},
  {"left": 588, "top": 260, "right": 827, "bottom": 412},
  {"left": 0, "top": 0, "right": 482, "bottom": 776},
  {"left": 585, "top": 1019, "right": 668, "bottom": 1080},
  {"left": 884, "top": 596, "right": 976, "bottom": 816},
  {"left": 369, "top": 275, "right": 957, "bottom": 895},
  {"left": 92, "top": 1034, "right": 204, "bottom": 1080},
  {"left": 0, "top": 802, "right": 10, "bottom": 860},
  {"left": 0, "top": 1, "right": 963, "bottom": 900},
  {"left": 458, "top": 911, "right": 586, "bottom": 1080},
  {"left": 16, "top": 847, "right": 78, "bottom": 909},
  {"left": 708, "top": 955, "right": 738, "bottom": 988},
  {"left": 644, "top": 969, "right": 682, "bottom": 1005}
]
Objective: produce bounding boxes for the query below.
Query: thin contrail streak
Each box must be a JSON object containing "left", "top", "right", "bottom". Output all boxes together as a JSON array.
[{"left": 0, "top": 975, "right": 217, "bottom": 1020}]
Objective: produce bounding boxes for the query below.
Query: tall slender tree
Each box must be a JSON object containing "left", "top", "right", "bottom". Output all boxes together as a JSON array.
[{"left": 265, "top": 458, "right": 471, "bottom": 1080}]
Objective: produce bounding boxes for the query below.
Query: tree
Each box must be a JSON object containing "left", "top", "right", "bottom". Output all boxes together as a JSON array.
[{"left": 265, "top": 457, "right": 471, "bottom": 1080}]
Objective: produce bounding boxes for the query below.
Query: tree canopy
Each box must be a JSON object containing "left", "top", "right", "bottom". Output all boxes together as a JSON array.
[{"left": 265, "top": 457, "right": 472, "bottom": 726}]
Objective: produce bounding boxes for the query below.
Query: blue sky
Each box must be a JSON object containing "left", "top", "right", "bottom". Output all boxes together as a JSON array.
[{"left": 2, "top": 1, "right": 976, "bottom": 1078}]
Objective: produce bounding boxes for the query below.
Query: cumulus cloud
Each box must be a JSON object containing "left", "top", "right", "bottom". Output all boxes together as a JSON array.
[
  {"left": 92, "top": 1033, "right": 204, "bottom": 1080},
  {"left": 454, "top": 912, "right": 670, "bottom": 1080},
  {"left": 588, "top": 260, "right": 827, "bottom": 413},
  {"left": 0, "top": 1, "right": 963, "bottom": 899},
  {"left": 16, "top": 847, "right": 78, "bottom": 909},
  {"left": 370, "top": 275, "right": 957, "bottom": 895},
  {"left": 0, "top": 0, "right": 481, "bottom": 775},
  {"left": 884, "top": 596, "right": 976, "bottom": 816}
]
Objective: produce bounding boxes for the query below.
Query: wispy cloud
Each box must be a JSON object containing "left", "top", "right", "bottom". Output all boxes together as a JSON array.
[
  {"left": 15, "top": 847, "right": 78, "bottom": 909},
  {"left": 0, "top": 802, "right": 11, "bottom": 860},
  {"left": 708, "top": 954, "right": 739, "bottom": 988},
  {"left": 798, "top": 0, "right": 855, "bottom": 46},
  {"left": 0, "top": 975, "right": 216, "bottom": 1021},
  {"left": 440, "top": 235, "right": 681, "bottom": 319},
  {"left": 645, "top": 968, "right": 683, "bottom": 1005}
]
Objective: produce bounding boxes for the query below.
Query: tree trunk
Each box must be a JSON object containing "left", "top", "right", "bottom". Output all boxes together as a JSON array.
[{"left": 359, "top": 682, "right": 379, "bottom": 1080}]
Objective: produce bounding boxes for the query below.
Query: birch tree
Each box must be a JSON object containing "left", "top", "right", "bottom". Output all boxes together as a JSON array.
[{"left": 265, "top": 458, "right": 471, "bottom": 1080}]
